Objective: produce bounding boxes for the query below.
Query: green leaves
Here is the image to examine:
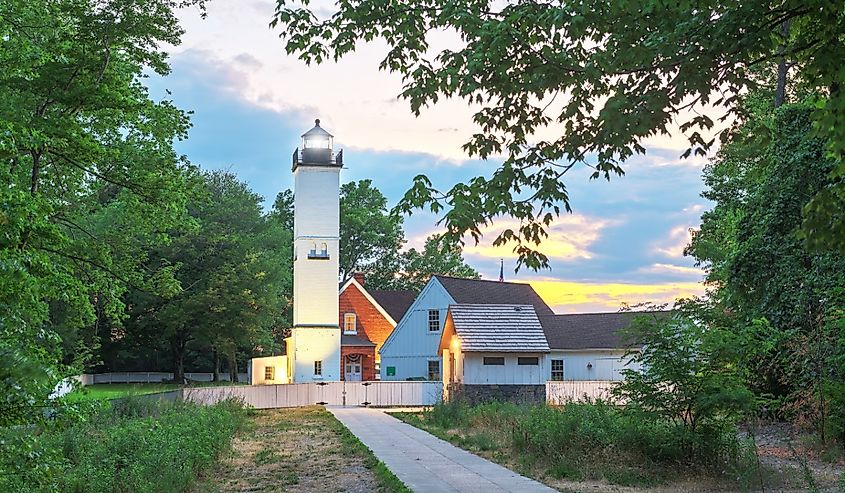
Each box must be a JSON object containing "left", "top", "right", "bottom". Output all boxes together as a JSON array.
[
  {"left": 272, "top": 0, "right": 845, "bottom": 265},
  {"left": 0, "top": 0, "right": 205, "bottom": 468}
]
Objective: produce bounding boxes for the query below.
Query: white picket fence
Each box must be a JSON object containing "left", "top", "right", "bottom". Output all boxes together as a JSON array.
[
  {"left": 183, "top": 381, "right": 443, "bottom": 409},
  {"left": 545, "top": 380, "right": 621, "bottom": 405}
]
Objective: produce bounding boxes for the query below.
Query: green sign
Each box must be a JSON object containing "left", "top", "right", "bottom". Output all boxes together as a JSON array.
[{"left": 386, "top": 366, "right": 396, "bottom": 376}]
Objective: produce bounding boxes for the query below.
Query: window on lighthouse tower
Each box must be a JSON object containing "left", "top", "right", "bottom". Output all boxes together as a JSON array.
[{"left": 307, "top": 241, "right": 330, "bottom": 259}]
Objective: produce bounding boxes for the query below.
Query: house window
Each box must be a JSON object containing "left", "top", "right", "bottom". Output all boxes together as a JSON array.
[
  {"left": 264, "top": 366, "right": 275, "bottom": 381},
  {"left": 428, "top": 309, "right": 440, "bottom": 332},
  {"left": 343, "top": 313, "right": 357, "bottom": 334},
  {"left": 427, "top": 360, "right": 441, "bottom": 381},
  {"left": 483, "top": 356, "right": 505, "bottom": 366},
  {"left": 314, "top": 360, "right": 322, "bottom": 376},
  {"left": 518, "top": 357, "right": 539, "bottom": 366},
  {"left": 551, "top": 359, "right": 564, "bottom": 381}
]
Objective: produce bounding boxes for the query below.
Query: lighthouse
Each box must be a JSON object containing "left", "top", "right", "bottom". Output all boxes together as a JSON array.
[{"left": 285, "top": 119, "right": 343, "bottom": 382}]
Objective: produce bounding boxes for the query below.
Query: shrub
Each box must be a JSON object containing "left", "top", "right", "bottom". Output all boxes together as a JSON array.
[
  {"left": 1, "top": 398, "right": 245, "bottom": 493},
  {"left": 418, "top": 400, "right": 754, "bottom": 486}
]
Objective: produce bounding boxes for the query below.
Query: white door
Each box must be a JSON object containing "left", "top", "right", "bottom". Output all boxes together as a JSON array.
[{"left": 345, "top": 355, "right": 362, "bottom": 381}]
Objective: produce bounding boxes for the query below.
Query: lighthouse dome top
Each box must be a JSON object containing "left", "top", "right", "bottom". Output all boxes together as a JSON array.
[
  {"left": 292, "top": 118, "right": 343, "bottom": 170},
  {"left": 302, "top": 119, "right": 333, "bottom": 140}
]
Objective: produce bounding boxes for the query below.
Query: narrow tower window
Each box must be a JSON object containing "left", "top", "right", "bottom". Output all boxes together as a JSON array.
[
  {"left": 307, "top": 241, "right": 329, "bottom": 259},
  {"left": 314, "top": 360, "right": 322, "bottom": 376}
]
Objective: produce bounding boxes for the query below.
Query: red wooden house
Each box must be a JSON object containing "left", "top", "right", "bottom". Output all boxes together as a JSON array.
[{"left": 338, "top": 273, "right": 415, "bottom": 381}]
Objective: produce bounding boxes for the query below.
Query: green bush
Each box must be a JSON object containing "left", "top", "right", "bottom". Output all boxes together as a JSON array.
[{"left": 1, "top": 397, "right": 245, "bottom": 493}]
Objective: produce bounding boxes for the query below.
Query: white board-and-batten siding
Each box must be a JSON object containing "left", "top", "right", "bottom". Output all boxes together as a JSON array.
[
  {"left": 547, "top": 350, "right": 639, "bottom": 381},
  {"left": 461, "top": 353, "right": 548, "bottom": 384},
  {"left": 379, "top": 278, "right": 454, "bottom": 380}
]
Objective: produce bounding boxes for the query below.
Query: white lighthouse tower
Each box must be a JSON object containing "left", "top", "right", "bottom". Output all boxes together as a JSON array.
[{"left": 285, "top": 119, "right": 343, "bottom": 382}]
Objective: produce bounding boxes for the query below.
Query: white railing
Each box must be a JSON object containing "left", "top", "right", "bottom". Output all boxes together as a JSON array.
[
  {"left": 545, "top": 380, "right": 622, "bottom": 405},
  {"left": 183, "top": 381, "right": 443, "bottom": 409}
]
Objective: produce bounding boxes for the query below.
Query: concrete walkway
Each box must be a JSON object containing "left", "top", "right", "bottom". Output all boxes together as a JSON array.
[{"left": 328, "top": 407, "right": 556, "bottom": 493}]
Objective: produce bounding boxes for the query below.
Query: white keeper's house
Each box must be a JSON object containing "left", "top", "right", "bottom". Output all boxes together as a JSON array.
[{"left": 379, "top": 276, "right": 650, "bottom": 403}]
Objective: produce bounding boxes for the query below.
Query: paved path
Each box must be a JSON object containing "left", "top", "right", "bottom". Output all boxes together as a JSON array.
[{"left": 328, "top": 407, "right": 556, "bottom": 493}]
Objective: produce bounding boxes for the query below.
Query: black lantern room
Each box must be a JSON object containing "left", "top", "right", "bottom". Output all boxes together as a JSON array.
[{"left": 292, "top": 119, "right": 343, "bottom": 170}]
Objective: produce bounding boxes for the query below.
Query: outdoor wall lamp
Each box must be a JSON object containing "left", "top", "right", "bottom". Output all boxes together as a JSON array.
[{"left": 587, "top": 363, "right": 593, "bottom": 370}]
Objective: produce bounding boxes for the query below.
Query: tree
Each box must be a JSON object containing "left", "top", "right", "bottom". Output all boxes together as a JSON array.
[
  {"left": 120, "top": 171, "right": 290, "bottom": 382},
  {"left": 687, "top": 97, "right": 845, "bottom": 442},
  {"left": 614, "top": 303, "right": 755, "bottom": 440},
  {"left": 386, "top": 235, "right": 480, "bottom": 292},
  {"left": 339, "top": 180, "right": 405, "bottom": 280},
  {"left": 0, "top": 0, "right": 203, "bottom": 482},
  {"left": 272, "top": 1, "right": 845, "bottom": 265}
]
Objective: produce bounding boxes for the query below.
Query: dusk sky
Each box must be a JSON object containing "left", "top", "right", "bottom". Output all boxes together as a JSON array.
[{"left": 147, "top": 1, "right": 711, "bottom": 313}]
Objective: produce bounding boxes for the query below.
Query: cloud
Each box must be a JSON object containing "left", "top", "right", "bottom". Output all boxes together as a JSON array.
[
  {"left": 170, "top": 2, "right": 728, "bottom": 163},
  {"left": 638, "top": 263, "right": 704, "bottom": 279},
  {"left": 653, "top": 225, "right": 694, "bottom": 258},
  {"left": 455, "top": 214, "right": 612, "bottom": 261},
  {"left": 530, "top": 279, "right": 705, "bottom": 314}
]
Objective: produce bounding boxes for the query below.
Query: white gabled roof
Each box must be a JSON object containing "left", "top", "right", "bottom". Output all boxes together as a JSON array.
[{"left": 448, "top": 304, "right": 550, "bottom": 353}]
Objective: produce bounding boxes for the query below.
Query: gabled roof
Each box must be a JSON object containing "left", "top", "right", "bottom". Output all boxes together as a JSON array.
[
  {"left": 434, "top": 276, "right": 554, "bottom": 317},
  {"left": 540, "top": 311, "right": 666, "bottom": 350},
  {"left": 338, "top": 277, "right": 404, "bottom": 326},
  {"left": 442, "top": 304, "right": 550, "bottom": 353},
  {"left": 369, "top": 290, "right": 415, "bottom": 324}
]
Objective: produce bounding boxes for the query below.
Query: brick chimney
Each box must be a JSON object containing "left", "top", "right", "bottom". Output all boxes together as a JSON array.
[{"left": 352, "top": 272, "right": 365, "bottom": 286}]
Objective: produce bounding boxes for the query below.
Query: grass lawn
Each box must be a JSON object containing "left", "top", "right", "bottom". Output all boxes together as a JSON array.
[
  {"left": 66, "top": 381, "right": 247, "bottom": 402},
  {"left": 199, "top": 406, "right": 409, "bottom": 493},
  {"left": 64, "top": 383, "right": 181, "bottom": 402}
]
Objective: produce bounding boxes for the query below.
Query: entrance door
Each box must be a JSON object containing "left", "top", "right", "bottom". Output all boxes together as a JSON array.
[{"left": 345, "top": 355, "right": 362, "bottom": 381}]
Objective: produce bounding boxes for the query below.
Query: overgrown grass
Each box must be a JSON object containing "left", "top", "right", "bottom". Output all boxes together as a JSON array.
[
  {"left": 395, "top": 400, "right": 762, "bottom": 488},
  {"left": 2, "top": 397, "right": 246, "bottom": 493},
  {"left": 326, "top": 410, "right": 411, "bottom": 493}
]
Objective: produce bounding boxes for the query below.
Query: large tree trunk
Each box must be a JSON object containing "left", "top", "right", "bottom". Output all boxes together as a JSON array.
[
  {"left": 212, "top": 349, "right": 220, "bottom": 382},
  {"left": 774, "top": 20, "right": 792, "bottom": 107},
  {"left": 171, "top": 336, "right": 187, "bottom": 384},
  {"left": 229, "top": 350, "right": 239, "bottom": 383}
]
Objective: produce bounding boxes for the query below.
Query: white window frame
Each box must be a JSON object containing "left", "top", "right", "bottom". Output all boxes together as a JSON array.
[
  {"left": 343, "top": 313, "right": 357, "bottom": 334},
  {"left": 518, "top": 357, "right": 539, "bottom": 366},
  {"left": 427, "top": 309, "right": 440, "bottom": 332},
  {"left": 427, "top": 359, "right": 441, "bottom": 381},
  {"left": 264, "top": 366, "right": 275, "bottom": 381},
  {"left": 551, "top": 359, "right": 564, "bottom": 381}
]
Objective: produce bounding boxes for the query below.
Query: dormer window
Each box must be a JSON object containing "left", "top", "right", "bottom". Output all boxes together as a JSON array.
[
  {"left": 308, "top": 242, "right": 329, "bottom": 259},
  {"left": 343, "top": 313, "right": 357, "bottom": 334}
]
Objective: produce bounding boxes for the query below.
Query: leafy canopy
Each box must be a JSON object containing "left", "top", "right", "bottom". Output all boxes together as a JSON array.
[
  {"left": 0, "top": 0, "right": 204, "bottom": 479},
  {"left": 272, "top": 0, "right": 845, "bottom": 266}
]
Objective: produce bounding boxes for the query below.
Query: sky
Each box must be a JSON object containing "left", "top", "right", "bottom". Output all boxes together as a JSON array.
[{"left": 146, "top": 1, "right": 712, "bottom": 314}]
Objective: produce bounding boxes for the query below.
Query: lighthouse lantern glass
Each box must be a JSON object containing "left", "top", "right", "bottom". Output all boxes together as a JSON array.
[{"left": 303, "top": 134, "right": 331, "bottom": 149}]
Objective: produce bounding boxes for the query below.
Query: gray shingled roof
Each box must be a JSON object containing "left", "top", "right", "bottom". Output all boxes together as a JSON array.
[
  {"left": 435, "top": 276, "right": 554, "bottom": 317},
  {"left": 540, "top": 311, "right": 666, "bottom": 350},
  {"left": 448, "top": 304, "right": 550, "bottom": 352},
  {"left": 369, "top": 289, "right": 416, "bottom": 323},
  {"left": 341, "top": 334, "right": 375, "bottom": 347}
]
